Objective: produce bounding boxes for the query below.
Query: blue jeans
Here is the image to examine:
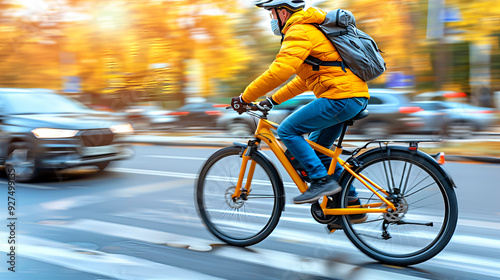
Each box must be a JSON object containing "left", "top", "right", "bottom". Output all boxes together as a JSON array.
[{"left": 278, "top": 97, "right": 368, "bottom": 196}]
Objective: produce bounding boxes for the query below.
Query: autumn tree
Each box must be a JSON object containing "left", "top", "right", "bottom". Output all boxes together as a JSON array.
[{"left": 0, "top": 0, "right": 261, "bottom": 108}]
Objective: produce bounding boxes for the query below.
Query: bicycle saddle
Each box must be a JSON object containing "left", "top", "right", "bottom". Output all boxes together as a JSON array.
[
  {"left": 345, "top": 109, "right": 369, "bottom": 126},
  {"left": 353, "top": 109, "right": 369, "bottom": 120}
]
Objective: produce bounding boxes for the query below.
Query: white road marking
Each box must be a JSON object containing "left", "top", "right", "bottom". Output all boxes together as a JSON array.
[
  {"left": 50, "top": 219, "right": 213, "bottom": 252},
  {"left": 41, "top": 194, "right": 109, "bottom": 211},
  {"left": 109, "top": 167, "right": 198, "bottom": 179},
  {"left": 40, "top": 218, "right": 500, "bottom": 279},
  {"left": 108, "top": 179, "right": 192, "bottom": 198},
  {"left": 450, "top": 235, "right": 500, "bottom": 250},
  {"left": 0, "top": 236, "right": 224, "bottom": 280},
  {"left": 42, "top": 219, "right": 424, "bottom": 280},
  {"left": 41, "top": 179, "right": 191, "bottom": 210},
  {"left": 432, "top": 253, "right": 500, "bottom": 279},
  {"left": 145, "top": 155, "right": 207, "bottom": 161}
]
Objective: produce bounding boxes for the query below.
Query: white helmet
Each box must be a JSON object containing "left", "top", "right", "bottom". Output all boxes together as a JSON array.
[{"left": 255, "top": 0, "right": 305, "bottom": 11}]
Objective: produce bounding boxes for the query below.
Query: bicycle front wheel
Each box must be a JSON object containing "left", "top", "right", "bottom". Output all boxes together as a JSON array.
[
  {"left": 339, "top": 148, "right": 458, "bottom": 266},
  {"left": 195, "top": 146, "right": 284, "bottom": 247}
]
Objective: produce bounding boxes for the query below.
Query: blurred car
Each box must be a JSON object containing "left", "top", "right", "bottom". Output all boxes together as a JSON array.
[
  {"left": 413, "top": 90, "right": 468, "bottom": 101},
  {"left": 167, "top": 103, "right": 226, "bottom": 128},
  {"left": 217, "top": 92, "right": 317, "bottom": 136},
  {"left": 350, "top": 88, "right": 420, "bottom": 138},
  {"left": 219, "top": 89, "right": 494, "bottom": 139},
  {"left": 409, "top": 101, "right": 497, "bottom": 138},
  {"left": 123, "top": 105, "right": 177, "bottom": 130},
  {"left": 0, "top": 88, "right": 134, "bottom": 182}
]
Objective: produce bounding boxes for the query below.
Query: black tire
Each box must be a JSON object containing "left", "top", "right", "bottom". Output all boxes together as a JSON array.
[
  {"left": 5, "top": 142, "right": 40, "bottom": 183},
  {"left": 195, "top": 146, "right": 284, "bottom": 246},
  {"left": 338, "top": 148, "right": 458, "bottom": 266}
]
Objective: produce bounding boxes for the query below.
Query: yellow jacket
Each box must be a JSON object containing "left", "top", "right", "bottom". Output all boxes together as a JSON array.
[{"left": 241, "top": 7, "right": 369, "bottom": 104}]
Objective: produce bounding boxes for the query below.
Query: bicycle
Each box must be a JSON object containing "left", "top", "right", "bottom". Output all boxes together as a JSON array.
[{"left": 195, "top": 102, "right": 458, "bottom": 266}]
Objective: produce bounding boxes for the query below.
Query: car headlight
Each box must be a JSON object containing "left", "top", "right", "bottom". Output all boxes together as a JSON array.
[
  {"left": 110, "top": 123, "right": 134, "bottom": 134},
  {"left": 32, "top": 128, "right": 79, "bottom": 138}
]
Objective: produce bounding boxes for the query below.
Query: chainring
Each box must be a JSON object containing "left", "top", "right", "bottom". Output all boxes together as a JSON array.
[{"left": 310, "top": 197, "right": 337, "bottom": 224}]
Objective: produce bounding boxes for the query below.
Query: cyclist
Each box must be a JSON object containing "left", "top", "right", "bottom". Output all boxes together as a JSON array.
[{"left": 231, "top": 0, "right": 369, "bottom": 209}]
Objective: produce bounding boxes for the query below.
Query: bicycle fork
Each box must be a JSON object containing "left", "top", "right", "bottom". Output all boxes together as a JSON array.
[{"left": 231, "top": 142, "right": 258, "bottom": 200}]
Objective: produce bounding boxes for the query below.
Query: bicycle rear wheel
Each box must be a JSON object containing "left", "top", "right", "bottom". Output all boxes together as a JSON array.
[
  {"left": 339, "top": 148, "right": 458, "bottom": 266},
  {"left": 195, "top": 146, "right": 284, "bottom": 246}
]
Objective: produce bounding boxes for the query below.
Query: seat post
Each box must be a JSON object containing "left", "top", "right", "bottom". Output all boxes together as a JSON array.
[
  {"left": 336, "top": 109, "right": 368, "bottom": 148},
  {"left": 336, "top": 122, "right": 350, "bottom": 148}
]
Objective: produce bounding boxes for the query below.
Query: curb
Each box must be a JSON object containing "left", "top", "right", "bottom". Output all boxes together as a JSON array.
[{"left": 120, "top": 136, "right": 500, "bottom": 164}]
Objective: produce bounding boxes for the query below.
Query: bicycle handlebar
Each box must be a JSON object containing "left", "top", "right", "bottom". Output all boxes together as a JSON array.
[{"left": 226, "top": 102, "right": 271, "bottom": 117}]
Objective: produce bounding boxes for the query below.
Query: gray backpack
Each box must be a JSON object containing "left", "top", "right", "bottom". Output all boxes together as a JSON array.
[{"left": 304, "top": 9, "right": 386, "bottom": 82}]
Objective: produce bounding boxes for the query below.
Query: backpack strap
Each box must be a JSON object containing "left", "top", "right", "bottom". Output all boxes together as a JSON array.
[
  {"left": 326, "top": 30, "right": 348, "bottom": 37},
  {"left": 304, "top": 23, "right": 349, "bottom": 72},
  {"left": 304, "top": 56, "right": 348, "bottom": 72}
]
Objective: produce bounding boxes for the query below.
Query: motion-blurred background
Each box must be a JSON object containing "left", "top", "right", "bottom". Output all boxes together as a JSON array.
[
  {"left": 1, "top": 0, "right": 499, "bottom": 139},
  {"left": 2, "top": 2, "right": 500, "bottom": 279}
]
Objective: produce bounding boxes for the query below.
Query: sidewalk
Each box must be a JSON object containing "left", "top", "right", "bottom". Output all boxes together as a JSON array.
[{"left": 121, "top": 133, "right": 500, "bottom": 164}]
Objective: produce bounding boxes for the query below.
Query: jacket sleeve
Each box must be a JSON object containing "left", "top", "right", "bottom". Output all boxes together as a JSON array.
[
  {"left": 272, "top": 75, "right": 308, "bottom": 104},
  {"left": 241, "top": 25, "right": 312, "bottom": 103}
]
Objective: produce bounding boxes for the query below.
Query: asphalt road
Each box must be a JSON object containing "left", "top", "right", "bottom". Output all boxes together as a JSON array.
[{"left": 0, "top": 145, "right": 499, "bottom": 280}]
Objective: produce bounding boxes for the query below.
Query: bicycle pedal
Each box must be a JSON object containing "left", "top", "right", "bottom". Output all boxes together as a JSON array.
[{"left": 324, "top": 226, "right": 336, "bottom": 234}]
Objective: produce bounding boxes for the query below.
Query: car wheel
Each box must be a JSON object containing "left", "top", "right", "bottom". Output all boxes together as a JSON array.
[
  {"left": 446, "top": 121, "right": 473, "bottom": 139},
  {"left": 227, "top": 121, "right": 253, "bottom": 136},
  {"left": 361, "top": 122, "right": 390, "bottom": 139},
  {"left": 5, "top": 142, "right": 40, "bottom": 182},
  {"left": 96, "top": 161, "right": 111, "bottom": 171}
]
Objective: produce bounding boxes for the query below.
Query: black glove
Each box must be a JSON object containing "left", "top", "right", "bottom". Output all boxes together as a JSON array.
[
  {"left": 258, "top": 96, "right": 278, "bottom": 110},
  {"left": 231, "top": 96, "right": 249, "bottom": 115}
]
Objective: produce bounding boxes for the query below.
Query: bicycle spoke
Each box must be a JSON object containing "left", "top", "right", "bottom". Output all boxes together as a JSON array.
[
  {"left": 387, "top": 159, "right": 396, "bottom": 193},
  {"left": 381, "top": 159, "right": 393, "bottom": 193},
  {"left": 401, "top": 162, "right": 413, "bottom": 195},
  {"left": 404, "top": 175, "right": 433, "bottom": 196},
  {"left": 405, "top": 181, "right": 437, "bottom": 198}
]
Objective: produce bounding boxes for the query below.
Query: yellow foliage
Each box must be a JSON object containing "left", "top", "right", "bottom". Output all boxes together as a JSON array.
[{"left": 0, "top": 0, "right": 257, "bottom": 99}]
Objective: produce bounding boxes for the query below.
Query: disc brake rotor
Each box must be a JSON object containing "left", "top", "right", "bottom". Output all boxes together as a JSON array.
[
  {"left": 225, "top": 186, "right": 244, "bottom": 209},
  {"left": 384, "top": 198, "right": 408, "bottom": 222}
]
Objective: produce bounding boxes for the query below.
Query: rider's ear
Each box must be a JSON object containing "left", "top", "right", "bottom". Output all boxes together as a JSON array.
[
  {"left": 276, "top": 9, "right": 286, "bottom": 21},
  {"left": 280, "top": 9, "right": 289, "bottom": 20}
]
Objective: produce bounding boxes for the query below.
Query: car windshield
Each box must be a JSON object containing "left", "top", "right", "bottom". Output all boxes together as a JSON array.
[{"left": 2, "top": 92, "right": 90, "bottom": 114}]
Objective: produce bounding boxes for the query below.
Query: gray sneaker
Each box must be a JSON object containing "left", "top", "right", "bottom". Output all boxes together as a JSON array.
[{"left": 293, "top": 176, "right": 341, "bottom": 204}]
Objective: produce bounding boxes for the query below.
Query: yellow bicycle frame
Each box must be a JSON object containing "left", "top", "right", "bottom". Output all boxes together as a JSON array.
[{"left": 233, "top": 118, "right": 396, "bottom": 216}]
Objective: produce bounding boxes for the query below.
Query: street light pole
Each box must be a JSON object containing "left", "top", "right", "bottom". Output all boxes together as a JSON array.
[{"left": 427, "top": 0, "right": 446, "bottom": 90}]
